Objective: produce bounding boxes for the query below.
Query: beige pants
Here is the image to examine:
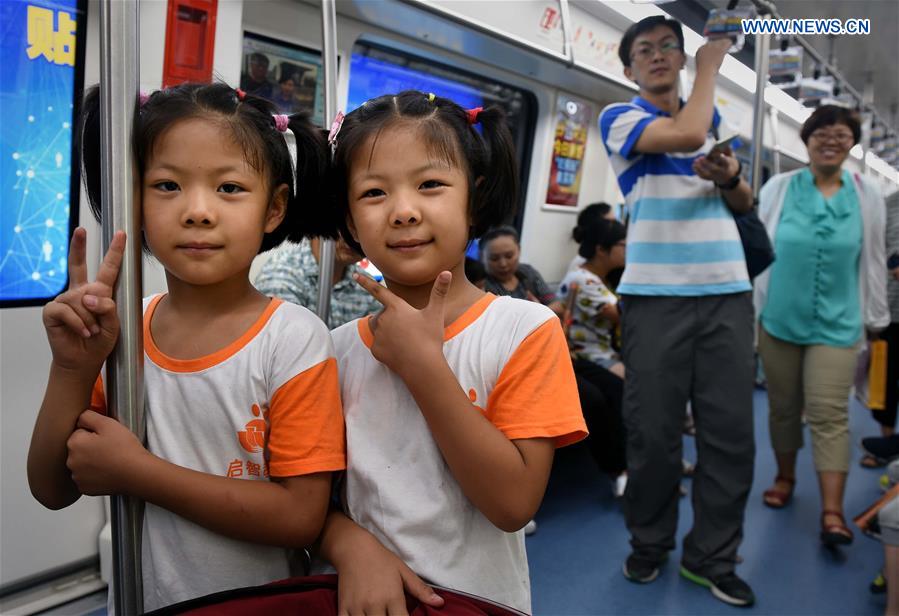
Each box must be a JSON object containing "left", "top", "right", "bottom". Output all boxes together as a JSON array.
[{"left": 758, "top": 327, "right": 859, "bottom": 472}]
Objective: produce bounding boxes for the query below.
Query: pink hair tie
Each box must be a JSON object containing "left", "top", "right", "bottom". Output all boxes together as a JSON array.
[
  {"left": 328, "top": 111, "right": 345, "bottom": 147},
  {"left": 273, "top": 114, "right": 289, "bottom": 132},
  {"left": 327, "top": 110, "right": 345, "bottom": 160},
  {"left": 235, "top": 88, "right": 246, "bottom": 101},
  {"left": 467, "top": 106, "right": 483, "bottom": 126},
  {"left": 138, "top": 91, "right": 150, "bottom": 107}
]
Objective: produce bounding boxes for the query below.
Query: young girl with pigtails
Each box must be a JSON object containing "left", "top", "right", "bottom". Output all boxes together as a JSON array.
[
  {"left": 27, "top": 83, "right": 346, "bottom": 610},
  {"left": 316, "top": 91, "right": 588, "bottom": 614}
]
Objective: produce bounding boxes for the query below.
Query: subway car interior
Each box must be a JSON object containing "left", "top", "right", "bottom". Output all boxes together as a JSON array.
[{"left": 2, "top": 0, "right": 899, "bottom": 614}]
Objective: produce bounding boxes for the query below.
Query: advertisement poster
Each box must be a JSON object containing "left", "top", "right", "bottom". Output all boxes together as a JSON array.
[
  {"left": 546, "top": 94, "right": 592, "bottom": 208},
  {"left": 0, "top": 0, "right": 85, "bottom": 306}
]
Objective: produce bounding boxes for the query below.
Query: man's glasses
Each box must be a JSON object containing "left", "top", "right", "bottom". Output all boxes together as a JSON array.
[{"left": 630, "top": 40, "right": 681, "bottom": 62}]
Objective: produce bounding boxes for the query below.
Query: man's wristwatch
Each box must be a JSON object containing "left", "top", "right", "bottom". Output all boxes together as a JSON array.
[{"left": 715, "top": 160, "right": 743, "bottom": 191}]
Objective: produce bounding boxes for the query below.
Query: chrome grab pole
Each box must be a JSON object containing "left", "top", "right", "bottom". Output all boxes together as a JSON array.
[
  {"left": 750, "top": 17, "right": 770, "bottom": 196},
  {"left": 749, "top": 0, "right": 893, "bottom": 139},
  {"left": 558, "top": 0, "right": 574, "bottom": 65},
  {"left": 316, "top": 0, "right": 339, "bottom": 326},
  {"left": 99, "top": 0, "right": 143, "bottom": 612},
  {"left": 769, "top": 107, "right": 781, "bottom": 176}
]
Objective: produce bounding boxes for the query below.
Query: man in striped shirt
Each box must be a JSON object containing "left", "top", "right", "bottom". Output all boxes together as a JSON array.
[{"left": 599, "top": 15, "right": 756, "bottom": 607}]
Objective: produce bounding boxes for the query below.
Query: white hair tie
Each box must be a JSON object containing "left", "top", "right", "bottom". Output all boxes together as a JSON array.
[{"left": 273, "top": 115, "right": 298, "bottom": 197}]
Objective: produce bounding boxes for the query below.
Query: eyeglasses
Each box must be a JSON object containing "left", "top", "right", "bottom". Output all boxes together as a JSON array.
[
  {"left": 630, "top": 40, "right": 681, "bottom": 62},
  {"left": 809, "top": 130, "right": 854, "bottom": 145}
]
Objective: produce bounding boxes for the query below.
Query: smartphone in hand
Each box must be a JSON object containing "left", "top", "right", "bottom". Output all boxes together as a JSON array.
[{"left": 708, "top": 134, "right": 738, "bottom": 158}]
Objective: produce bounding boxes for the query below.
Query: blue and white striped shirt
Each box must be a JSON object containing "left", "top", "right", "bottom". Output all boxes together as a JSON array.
[{"left": 599, "top": 96, "right": 750, "bottom": 296}]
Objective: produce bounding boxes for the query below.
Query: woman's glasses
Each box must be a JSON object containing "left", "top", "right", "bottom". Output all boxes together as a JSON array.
[{"left": 809, "top": 129, "right": 854, "bottom": 145}]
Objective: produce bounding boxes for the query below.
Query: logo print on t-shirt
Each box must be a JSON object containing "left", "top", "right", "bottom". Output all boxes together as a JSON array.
[
  {"left": 237, "top": 403, "right": 268, "bottom": 453},
  {"left": 468, "top": 388, "right": 486, "bottom": 414}
]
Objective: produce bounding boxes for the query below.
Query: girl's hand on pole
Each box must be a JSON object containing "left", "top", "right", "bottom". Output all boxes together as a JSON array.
[{"left": 66, "top": 409, "right": 150, "bottom": 496}]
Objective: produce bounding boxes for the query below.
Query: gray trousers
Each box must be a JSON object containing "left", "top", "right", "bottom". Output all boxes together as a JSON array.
[{"left": 620, "top": 293, "right": 755, "bottom": 577}]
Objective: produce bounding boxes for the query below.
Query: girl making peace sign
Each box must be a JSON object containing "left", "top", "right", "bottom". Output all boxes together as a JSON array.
[
  {"left": 27, "top": 83, "right": 345, "bottom": 610},
  {"left": 316, "top": 91, "right": 587, "bottom": 614}
]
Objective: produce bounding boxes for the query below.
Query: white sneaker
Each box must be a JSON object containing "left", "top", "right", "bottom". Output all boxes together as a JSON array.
[
  {"left": 524, "top": 519, "right": 538, "bottom": 535},
  {"left": 614, "top": 473, "right": 628, "bottom": 497}
]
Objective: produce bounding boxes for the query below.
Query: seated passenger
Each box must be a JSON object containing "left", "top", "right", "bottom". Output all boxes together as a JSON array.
[
  {"left": 255, "top": 236, "right": 380, "bottom": 329},
  {"left": 560, "top": 218, "right": 628, "bottom": 495},
  {"left": 567, "top": 201, "right": 617, "bottom": 273},
  {"left": 464, "top": 256, "right": 488, "bottom": 290},
  {"left": 481, "top": 226, "right": 557, "bottom": 305},
  {"left": 560, "top": 218, "right": 627, "bottom": 379}
]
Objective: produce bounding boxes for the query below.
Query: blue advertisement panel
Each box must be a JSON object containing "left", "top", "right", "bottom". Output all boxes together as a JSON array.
[
  {"left": 346, "top": 52, "right": 487, "bottom": 276},
  {"left": 1, "top": 0, "right": 85, "bottom": 306},
  {"left": 347, "top": 54, "right": 484, "bottom": 113}
]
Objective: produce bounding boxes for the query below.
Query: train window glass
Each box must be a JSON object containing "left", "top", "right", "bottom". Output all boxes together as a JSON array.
[
  {"left": 240, "top": 31, "right": 325, "bottom": 125},
  {"left": 0, "top": 0, "right": 87, "bottom": 308},
  {"left": 347, "top": 42, "right": 537, "bottom": 232}
]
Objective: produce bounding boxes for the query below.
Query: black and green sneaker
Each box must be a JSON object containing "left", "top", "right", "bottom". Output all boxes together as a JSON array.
[
  {"left": 623, "top": 553, "right": 666, "bottom": 584},
  {"left": 871, "top": 570, "right": 887, "bottom": 594},
  {"left": 680, "top": 565, "right": 755, "bottom": 607}
]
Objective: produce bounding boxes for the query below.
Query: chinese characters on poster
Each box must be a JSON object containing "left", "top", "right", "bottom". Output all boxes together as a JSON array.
[{"left": 546, "top": 94, "right": 592, "bottom": 208}]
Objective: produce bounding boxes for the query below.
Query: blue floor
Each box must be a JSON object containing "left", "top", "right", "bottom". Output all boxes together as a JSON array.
[{"left": 527, "top": 389, "right": 888, "bottom": 615}]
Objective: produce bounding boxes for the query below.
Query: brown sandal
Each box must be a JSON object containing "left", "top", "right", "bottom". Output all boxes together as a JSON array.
[
  {"left": 762, "top": 475, "right": 795, "bottom": 508},
  {"left": 821, "top": 510, "right": 854, "bottom": 546}
]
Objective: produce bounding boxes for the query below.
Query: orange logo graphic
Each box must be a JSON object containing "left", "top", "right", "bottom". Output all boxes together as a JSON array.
[
  {"left": 468, "top": 388, "right": 487, "bottom": 414},
  {"left": 237, "top": 403, "right": 268, "bottom": 453}
]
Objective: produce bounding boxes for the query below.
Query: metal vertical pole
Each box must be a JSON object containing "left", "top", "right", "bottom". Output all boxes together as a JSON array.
[
  {"left": 769, "top": 107, "right": 781, "bottom": 176},
  {"left": 99, "top": 0, "right": 144, "bottom": 613},
  {"left": 750, "top": 20, "right": 770, "bottom": 196},
  {"left": 316, "top": 0, "right": 339, "bottom": 325},
  {"left": 558, "top": 0, "right": 574, "bottom": 63},
  {"left": 861, "top": 75, "right": 875, "bottom": 175}
]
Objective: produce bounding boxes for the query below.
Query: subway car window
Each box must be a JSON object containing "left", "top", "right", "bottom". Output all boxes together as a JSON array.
[
  {"left": 0, "top": 0, "right": 86, "bottom": 308},
  {"left": 240, "top": 31, "right": 325, "bottom": 125},
  {"left": 348, "top": 42, "right": 537, "bottom": 230}
]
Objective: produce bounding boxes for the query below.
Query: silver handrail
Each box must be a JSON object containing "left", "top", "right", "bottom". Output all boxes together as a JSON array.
[
  {"left": 750, "top": 18, "right": 770, "bottom": 196},
  {"left": 316, "top": 0, "right": 339, "bottom": 326},
  {"left": 98, "top": 0, "right": 143, "bottom": 613},
  {"left": 558, "top": 0, "right": 574, "bottom": 67},
  {"left": 748, "top": 0, "right": 894, "bottom": 140}
]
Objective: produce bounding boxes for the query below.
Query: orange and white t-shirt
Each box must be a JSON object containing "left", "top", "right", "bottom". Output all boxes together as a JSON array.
[
  {"left": 92, "top": 295, "right": 345, "bottom": 611},
  {"left": 332, "top": 293, "right": 587, "bottom": 614}
]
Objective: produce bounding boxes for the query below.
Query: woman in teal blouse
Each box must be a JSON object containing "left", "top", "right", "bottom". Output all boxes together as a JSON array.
[{"left": 753, "top": 105, "right": 889, "bottom": 546}]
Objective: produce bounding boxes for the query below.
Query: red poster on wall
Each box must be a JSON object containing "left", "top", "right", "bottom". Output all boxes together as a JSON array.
[{"left": 546, "top": 94, "right": 592, "bottom": 207}]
